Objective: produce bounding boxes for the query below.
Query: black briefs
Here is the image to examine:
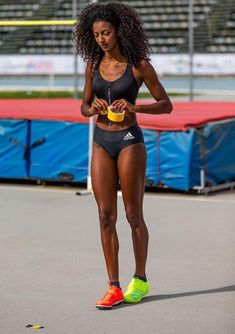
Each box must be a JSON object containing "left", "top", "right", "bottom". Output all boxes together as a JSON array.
[{"left": 93, "top": 123, "right": 144, "bottom": 159}]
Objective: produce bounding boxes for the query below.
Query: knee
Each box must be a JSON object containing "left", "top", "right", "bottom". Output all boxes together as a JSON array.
[
  {"left": 126, "top": 210, "right": 142, "bottom": 229},
  {"left": 98, "top": 209, "right": 117, "bottom": 231}
]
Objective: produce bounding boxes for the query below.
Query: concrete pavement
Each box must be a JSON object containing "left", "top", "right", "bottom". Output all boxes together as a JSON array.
[{"left": 0, "top": 185, "right": 234, "bottom": 334}]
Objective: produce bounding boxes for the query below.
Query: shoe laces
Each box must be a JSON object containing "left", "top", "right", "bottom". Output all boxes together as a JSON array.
[{"left": 102, "top": 283, "right": 118, "bottom": 301}]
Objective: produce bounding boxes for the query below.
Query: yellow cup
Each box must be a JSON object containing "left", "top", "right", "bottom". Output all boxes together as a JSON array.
[{"left": 107, "top": 106, "right": 125, "bottom": 122}]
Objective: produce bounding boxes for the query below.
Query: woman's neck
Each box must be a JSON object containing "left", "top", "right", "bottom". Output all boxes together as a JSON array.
[{"left": 103, "top": 45, "right": 126, "bottom": 64}]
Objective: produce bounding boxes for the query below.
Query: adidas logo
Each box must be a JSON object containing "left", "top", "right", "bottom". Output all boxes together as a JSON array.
[{"left": 123, "top": 132, "right": 135, "bottom": 140}]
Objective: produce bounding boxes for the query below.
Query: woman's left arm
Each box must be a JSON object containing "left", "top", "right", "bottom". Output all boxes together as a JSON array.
[{"left": 134, "top": 60, "right": 173, "bottom": 115}]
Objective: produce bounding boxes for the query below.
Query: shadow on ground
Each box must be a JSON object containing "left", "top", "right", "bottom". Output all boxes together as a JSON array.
[{"left": 113, "top": 285, "right": 235, "bottom": 310}]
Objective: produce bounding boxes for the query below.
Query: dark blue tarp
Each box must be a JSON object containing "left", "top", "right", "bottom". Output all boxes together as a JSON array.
[
  {"left": 159, "top": 129, "right": 196, "bottom": 191},
  {"left": 0, "top": 119, "right": 28, "bottom": 178},
  {"left": 143, "top": 129, "right": 160, "bottom": 186},
  {"left": 143, "top": 120, "right": 235, "bottom": 190},
  {"left": 0, "top": 118, "right": 235, "bottom": 191},
  {"left": 30, "top": 121, "right": 89, "bottom": 182},
  {"left": 143, "top": 128, "right": 201, "bottom": 191},
  {"left": 201, "top": 119, "right": 235, "bottom": 186}
]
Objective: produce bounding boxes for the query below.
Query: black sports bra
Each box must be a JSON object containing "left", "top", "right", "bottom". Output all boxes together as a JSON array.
[{"left": 92, "top": 63, "right": 140, "bottom": 105}]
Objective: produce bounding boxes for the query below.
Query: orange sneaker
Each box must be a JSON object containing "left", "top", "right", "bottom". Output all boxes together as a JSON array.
[{"left": 96, "top": 283, "right": 124, "bottom": 310}]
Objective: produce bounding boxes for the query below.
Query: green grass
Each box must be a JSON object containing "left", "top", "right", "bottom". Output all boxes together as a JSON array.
[
  {"left": 0, "top": 90, "right": 80, "bottom": 99},
  {"left": 0, "top": 90, "right": 187, "bottom": 99}
]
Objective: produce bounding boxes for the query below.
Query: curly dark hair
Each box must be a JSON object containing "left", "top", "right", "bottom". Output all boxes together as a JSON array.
[{"left": 73, "top": 2, "right": 151, "bottom": 68}]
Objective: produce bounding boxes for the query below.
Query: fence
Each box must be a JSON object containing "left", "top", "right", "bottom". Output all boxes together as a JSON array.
[{"left": 0, "top": 0, "right": 235, "bottom": 101}]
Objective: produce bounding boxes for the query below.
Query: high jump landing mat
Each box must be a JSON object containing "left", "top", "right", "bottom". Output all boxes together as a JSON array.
[{"left": 0, "top": 99, "right": 235, "bottom": 192}]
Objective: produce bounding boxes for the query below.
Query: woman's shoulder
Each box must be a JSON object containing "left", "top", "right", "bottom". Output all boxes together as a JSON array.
[
  {"left": 85, "top": 60, "right": 99, "bottom": 78},
  {"left": 133, "top": 59, "right": 152, "bottom": 71},
  {"left": 132, "top": 59, "right": 153, "bottom": 80},
  {"left": 86, "top": 60, "right": 96, "bottom": 71}
]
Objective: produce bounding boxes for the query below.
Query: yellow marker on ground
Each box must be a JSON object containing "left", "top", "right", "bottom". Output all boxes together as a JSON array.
[{"left": 26, "top": 324, "right": 45, "bottom": 329}]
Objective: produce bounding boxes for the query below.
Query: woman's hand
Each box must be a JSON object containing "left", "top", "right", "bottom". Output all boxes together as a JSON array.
[
  {"left": 111, "top": 99, "right": 135, "bottom": 113},
  {"left": 89, "top": 99, "right": 109, "bottom": 115}
]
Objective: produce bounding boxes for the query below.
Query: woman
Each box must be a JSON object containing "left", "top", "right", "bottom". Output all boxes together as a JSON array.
[{"left": 74, "top": 2, "right": 172, "bottom": 310}]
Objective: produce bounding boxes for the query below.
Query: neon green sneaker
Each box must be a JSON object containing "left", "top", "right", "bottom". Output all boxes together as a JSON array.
[{"left": 124, "top": 277, "right": 150, "bottom": 303}]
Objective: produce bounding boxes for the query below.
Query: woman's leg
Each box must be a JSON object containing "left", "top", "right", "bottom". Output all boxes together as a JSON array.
[
  {"left": 117, "top": 143, "right": 148, "bottom": 277},
  {"left": 91, "top": 143, "right": 119, "bottom": 282}
]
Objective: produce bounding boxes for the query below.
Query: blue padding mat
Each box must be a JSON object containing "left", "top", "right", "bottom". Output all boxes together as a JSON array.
[
  {"left": 29, "top": 121, "right": 89, "bottom": 182},
  {"left": 143, "top": 129, "right": 160, "bottom": 186},
  {"left": 0, "top": 118, "right": 235, "bottom": 191},
  {"left": 201, "top": 119, "right": 235, "bottom": 186},
  {"left": 159, "top": 129, "right": 197, "bottom": 191},
  {"left": 143, "top": 128, "right": 200, "bottom": 191},
  {"left": 144, "top": 120, "right": 235, "bottom": 190},
  {"left": 0, "top": 119, "right": 28, "bottom": 178}
]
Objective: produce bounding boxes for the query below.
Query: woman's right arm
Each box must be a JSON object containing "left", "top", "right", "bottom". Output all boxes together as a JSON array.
[
  {"left": 81, "top": 61, "right": 95, "bottom": 117},
  {"left": 81, "top": 61, "right": 108, "bottom": 117}
]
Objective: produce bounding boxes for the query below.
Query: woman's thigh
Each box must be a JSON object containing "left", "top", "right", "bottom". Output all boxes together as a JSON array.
[
  {"left": 91, "top": 143, "right": 119, "bottom": 214},
  {"left": 117, "top": 143, "right": 146, "bottom": 214}
]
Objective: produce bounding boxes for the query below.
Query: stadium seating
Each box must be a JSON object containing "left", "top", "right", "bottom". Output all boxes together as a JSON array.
[
  {"left": 208, "top": 9, "right": 235, "bottom": 52},
  {"left": 0, "top": 0, "right": 235, "bottom": 54}
]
